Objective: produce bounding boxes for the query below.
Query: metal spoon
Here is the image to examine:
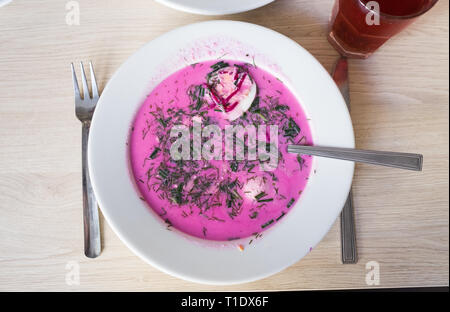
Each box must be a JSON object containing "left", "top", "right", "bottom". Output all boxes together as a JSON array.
[{"left": 287, "top": 145, "right": 423, "bottom": 171}]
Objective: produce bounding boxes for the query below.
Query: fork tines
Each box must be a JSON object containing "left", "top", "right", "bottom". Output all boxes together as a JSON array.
[{"left": 71, "top": 61, "right": 99, "bottom": 101}]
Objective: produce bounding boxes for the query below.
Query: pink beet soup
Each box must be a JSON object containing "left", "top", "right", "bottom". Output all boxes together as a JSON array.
[{"left": 129, "top": 60, "right": 313, "bottom": 241}]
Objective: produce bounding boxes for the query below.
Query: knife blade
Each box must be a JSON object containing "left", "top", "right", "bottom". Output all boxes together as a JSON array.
[{"left": 332, "top": 56, "right": 358, "bottom": 264}]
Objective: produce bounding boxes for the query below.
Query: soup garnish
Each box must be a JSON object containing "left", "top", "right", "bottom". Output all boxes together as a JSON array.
[{"left": 129, "top": 60, "right": 313, "bottom": 241}]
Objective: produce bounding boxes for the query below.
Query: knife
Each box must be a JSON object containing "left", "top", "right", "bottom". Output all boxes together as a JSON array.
[{"left": 332, "top": 56, "right": 358, "bottom": 264}]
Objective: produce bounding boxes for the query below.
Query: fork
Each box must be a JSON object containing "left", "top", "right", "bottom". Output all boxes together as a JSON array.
[{"left": 72, "top": 61, "right": 101, "bottom": 258}]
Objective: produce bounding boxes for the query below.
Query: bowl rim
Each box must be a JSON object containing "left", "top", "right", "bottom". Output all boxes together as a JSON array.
[{"left": 154, "top": 0, "right": 275, "bottom": 15}]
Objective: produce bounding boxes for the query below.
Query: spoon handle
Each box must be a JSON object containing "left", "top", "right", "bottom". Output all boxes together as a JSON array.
[{"left": 288, "top": 145, "right": 423, "bottom": 171}]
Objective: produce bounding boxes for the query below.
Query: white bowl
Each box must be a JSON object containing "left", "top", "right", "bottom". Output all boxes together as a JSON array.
[
  {"left": 89, "top": 20, "right": 354, "bottom": 285},
  {"left": 0, "top": 0, "right": 13, "bottom": 8},
  {"left": 155, "top": 0, "right": 275, "bottom": 15}
]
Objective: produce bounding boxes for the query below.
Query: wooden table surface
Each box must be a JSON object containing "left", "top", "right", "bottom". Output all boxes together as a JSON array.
[{"left": 0, "top": 0, "right": 448, "bottom": 291}]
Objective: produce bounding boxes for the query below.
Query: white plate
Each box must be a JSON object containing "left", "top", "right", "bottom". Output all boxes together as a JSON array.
[
  {"left": 89, "top": 21, "right": 354, "bottom": 285},
  {"left": 0, "top": 0, "right": 13, "bottom": 8},
  {"left": 155, "top": 0, "right": 274, "bottom": 15}
]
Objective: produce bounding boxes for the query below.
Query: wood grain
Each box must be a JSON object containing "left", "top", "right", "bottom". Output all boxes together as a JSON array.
[{"left": 0, "top": 0, "right": 448, "bottom": 291}]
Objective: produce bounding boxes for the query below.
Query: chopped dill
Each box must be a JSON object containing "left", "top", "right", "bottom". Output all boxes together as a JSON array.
[{"left": 261, "top": 219, "right": 274, "bottom": 229}]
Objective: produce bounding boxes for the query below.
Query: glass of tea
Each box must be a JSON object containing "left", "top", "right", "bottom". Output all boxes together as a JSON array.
[{"left": 328, "top": 0, "right": 439, "bottom": 58}]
